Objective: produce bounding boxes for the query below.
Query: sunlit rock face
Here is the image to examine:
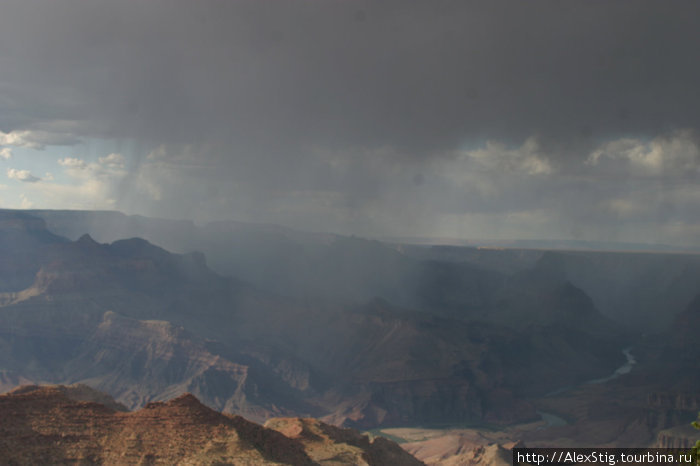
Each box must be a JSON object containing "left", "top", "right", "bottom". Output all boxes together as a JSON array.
[{"left": 0, "top": 385, "right": 424, "bottom": 466}]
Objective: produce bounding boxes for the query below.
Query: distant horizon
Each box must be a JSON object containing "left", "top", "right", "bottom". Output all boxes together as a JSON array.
[
  {"left": 5, "top": 206, "right": 700, "bottom": 255},
  {"left": 379, "top": 234, "right": 700, "bottom": 254},
  {"left": 1, "top": 1, "right": 700, "bottom": 249}
]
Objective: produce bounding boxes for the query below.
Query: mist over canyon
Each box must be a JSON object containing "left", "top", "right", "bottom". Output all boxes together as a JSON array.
[
  {"left": 1, "top": 208, "right": 699, "bottom": 464},
  {"left": 2, "top": 2, "right": 700, "bottom": 463}
]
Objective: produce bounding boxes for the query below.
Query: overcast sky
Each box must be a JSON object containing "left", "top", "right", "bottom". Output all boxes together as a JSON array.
[{"left": 1, "top": 0, "right": 699, "bottom": 246}]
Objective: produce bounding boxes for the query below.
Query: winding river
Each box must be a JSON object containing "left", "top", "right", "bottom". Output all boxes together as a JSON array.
[
  {"left": 538, "top": 347, "right": 636, "bottom": 427},
  {"left": 586, "top": 347, "right": 636, "bottom": 385}
]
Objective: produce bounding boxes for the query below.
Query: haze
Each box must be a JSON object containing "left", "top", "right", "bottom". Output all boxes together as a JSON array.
[{"left": 1, "top": 0, "right": 699, "bottom": 247}]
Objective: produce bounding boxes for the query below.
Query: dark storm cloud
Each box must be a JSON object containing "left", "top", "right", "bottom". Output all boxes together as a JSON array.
[
  {"left": 1, "top": 0, "right": 699, "bottom": 244},
  {"left": 2, "top": 0, "right": 698, "bottom": 152}
]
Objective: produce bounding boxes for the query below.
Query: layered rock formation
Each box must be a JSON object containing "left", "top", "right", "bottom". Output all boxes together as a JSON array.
[
  {"left": 0, "top": 210, "right": 627, "bottom": 430},
  {"left": 28, "top": 208, "right": 700, "bottom": 331},
  {"left": 265, "top": 417, "right": 424, "bottom": 465},
  {"left": 0, "top": 385, "right": 423, "bottom": 465},
  {"left": 656, "top": 424, "right": 699, "bottom": 449}
]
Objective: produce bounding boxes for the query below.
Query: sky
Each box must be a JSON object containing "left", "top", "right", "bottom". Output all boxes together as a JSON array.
[{"left": 1, "top": 0, "right": 700, "bottom": 247}]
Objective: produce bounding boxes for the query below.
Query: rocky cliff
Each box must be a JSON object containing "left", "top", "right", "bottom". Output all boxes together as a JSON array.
[
  {"left": 656, "top": 424, "right": 699, "bottom": 449},
  {"left": 0, "top": 210, "right": 638, "bottom": 431},
  {"left": 0, "top": 385, "right": 423, "bottom": 465}
]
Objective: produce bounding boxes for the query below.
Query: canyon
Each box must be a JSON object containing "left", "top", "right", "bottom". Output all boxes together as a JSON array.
[{"left": 0, "top": 209, "right": 698, "bottom": 463}]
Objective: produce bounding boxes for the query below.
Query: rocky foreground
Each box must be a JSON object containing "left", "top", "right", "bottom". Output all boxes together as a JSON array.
[{"left": 0, "top": 384, "right": 424, "bottom": 465}]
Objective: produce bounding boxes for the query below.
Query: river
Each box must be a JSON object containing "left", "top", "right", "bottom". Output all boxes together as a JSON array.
[
  {"left": 586, "top": 347, "right": 636, "bottom": 385},
  {"left": 538, "top": 347, "right": 636, "bottom": 427}
]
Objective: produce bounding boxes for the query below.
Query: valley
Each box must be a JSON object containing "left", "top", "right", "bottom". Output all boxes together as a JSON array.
[
  {"left": 0, "top": 209, "right": 698, "bottom": 464},
  {"left": 2, "top": 2, "right": 699, "bottom": 463}
]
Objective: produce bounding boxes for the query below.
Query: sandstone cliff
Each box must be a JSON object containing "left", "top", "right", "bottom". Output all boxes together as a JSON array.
[{"left": 0, "top": 385, "right": 424, "bottom": 465}]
